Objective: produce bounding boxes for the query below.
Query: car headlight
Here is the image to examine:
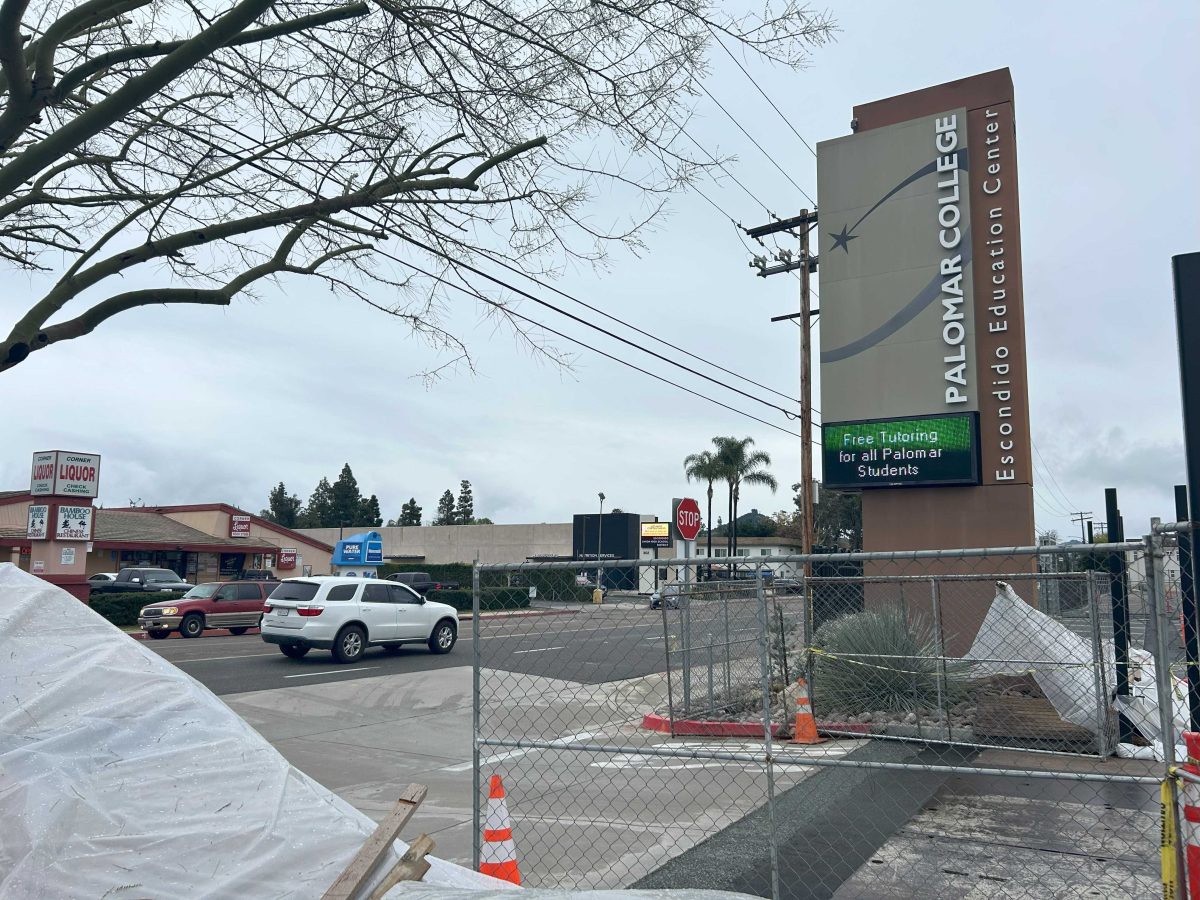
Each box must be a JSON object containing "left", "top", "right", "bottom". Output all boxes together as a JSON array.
[{"left": 159, "top": 607, "right": 178, "bottom": 616}]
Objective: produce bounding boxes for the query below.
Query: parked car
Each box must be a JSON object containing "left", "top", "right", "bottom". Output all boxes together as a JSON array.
[
  {"left": 384, "top": 571, "right": 459, "bottom": 594},
  {"left": 89, "top": 567, "right": 192, "bottom": 597},
  {"left": 138, "top": 581, "right": 276, "bottom": 639},
  {"left": 649, "top": 582, "right": 684, "bottom": 610},
  {"left": 87, "top": 572, "right": 118, "bottom": 583},
  {"left": 261, "top": 576, "right": 459, "bottom": 663},
  {"left": 237, "top": 569, "right": 277, "bottom": 581},
  {"left": 772, "top": 578, "right": 804, "bottom": 595}
]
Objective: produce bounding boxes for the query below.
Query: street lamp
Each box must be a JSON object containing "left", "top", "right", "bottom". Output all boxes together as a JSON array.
[{"left": 595, "top": 494, "right": 604, "bottom": 592}]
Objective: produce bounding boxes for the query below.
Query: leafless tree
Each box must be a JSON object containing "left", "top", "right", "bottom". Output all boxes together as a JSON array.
[{"left": 0, "top": 0, "right": 832, "bottom": 374}]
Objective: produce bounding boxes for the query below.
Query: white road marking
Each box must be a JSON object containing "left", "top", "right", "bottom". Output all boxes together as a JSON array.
[
  {"left": 178, "top": 652, "right": 280, "bottom": 663},
  {"left": 284, "top": 666, "right": 379, "bottom": 679},
  {"left": 443, "top": 728, "right": 607, "bottom": 772},
  {"left": 512, "top": 646, "right": 566, "bottom": 654}
]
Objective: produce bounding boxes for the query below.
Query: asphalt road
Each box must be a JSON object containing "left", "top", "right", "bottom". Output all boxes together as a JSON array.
[{"left": 142, "top": 608, "right": 720, "bottom": 695}]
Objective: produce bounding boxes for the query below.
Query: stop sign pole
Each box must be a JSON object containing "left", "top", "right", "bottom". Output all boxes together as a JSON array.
[{"left": 672, "top": 497, "right": 701, "bottom": 710}]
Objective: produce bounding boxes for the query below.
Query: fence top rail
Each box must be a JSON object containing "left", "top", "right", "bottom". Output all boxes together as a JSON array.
[
  {"left": 800, "top": 570, "right": 1112, "bottom": 584},
  {"left": 1155, "top": 520, "right": 1196, "bottom": 534},
  {"left": 475, "top": 541, "right": 1147, "bottom": 572}
]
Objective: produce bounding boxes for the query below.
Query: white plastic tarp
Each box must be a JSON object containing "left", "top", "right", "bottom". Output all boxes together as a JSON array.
[
  {"left": 0, "top": 564, "right": 504, "bottom": 898},
  {"left": 964, "top": 581, "right": 1104, "bottom": 732}
]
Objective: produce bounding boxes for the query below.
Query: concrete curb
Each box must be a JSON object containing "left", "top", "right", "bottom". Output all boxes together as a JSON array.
[{"left": 641, "top": 712, "right": 784, "bottom": 738}]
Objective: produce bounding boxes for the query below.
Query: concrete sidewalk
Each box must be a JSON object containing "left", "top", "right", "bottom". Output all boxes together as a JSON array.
[
  {"left": 223, "top": 665, "right": 855, "bottom": 884},
  {"left": 224, "top": 667, "right": 479, "bottom": 864}
]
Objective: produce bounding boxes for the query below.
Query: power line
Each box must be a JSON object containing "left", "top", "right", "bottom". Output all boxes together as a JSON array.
[
  {"left": 709, "top": 30, "right": 818, "bottom": 159},
  {"left": 1033, "top": 441, "right": 1079, "bottom": 512},
  {"left": 379, "top": 247, "right": 808, "bottom": 440},
  {"left": 450, "top": 235, "right": 804, "bottom": 407},
  {"left": 396, "top": 233, "right": 801, "bottom": 419},
  {"left": 695, "top": 80, "right": 815, "bottom": 206}
]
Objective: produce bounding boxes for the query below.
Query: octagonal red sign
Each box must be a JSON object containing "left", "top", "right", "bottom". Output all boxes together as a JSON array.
[{"left": 675, "top": 497, "right": 702, "bottom": 542}]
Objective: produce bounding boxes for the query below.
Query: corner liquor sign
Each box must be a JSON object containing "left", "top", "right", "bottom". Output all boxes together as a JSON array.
[{"left": 817, "top": 70, "right": 1030, "bottom": 491}]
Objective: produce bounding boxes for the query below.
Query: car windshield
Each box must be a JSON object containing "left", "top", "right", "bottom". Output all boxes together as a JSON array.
[
  {"left": 183, "top": 584, "right": 220, "bottom": 599},
  {"left": 144, "top": 570, "right": 180, "bottom": 582},
  {"left": 268, "top": 581, "right": 320, "bottom": 603}
]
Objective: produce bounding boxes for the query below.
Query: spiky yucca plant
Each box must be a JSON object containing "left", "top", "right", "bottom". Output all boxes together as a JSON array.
[{"left": 809, "top": 608, "right": 972, "bottom": 715}]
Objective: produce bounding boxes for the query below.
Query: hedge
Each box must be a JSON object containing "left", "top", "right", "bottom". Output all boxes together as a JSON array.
[
  {"left": 90, "top": 592, "right": 182, "bottom": 628},
  {"left": 426, "top": 587, "right": 529, "bottom": 612}
]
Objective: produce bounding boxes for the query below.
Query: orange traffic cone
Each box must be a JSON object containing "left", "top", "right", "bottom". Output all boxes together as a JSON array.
[
  {"left": 480, "top": 775, "right": 522, "bottom": 884},
  {"left": 790, "top": 678, "right": 825, "bottom": 745}
]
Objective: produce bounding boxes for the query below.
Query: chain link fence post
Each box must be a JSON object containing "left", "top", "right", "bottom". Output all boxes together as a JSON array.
[
  {"left": 1147, "top": 528, "right": 1186, "bottom": 898},
  {"left": 471, "top": 559, "right": 482, "bottom": 872},
  {"left": 756, "top": 566, "right": 781, "bottom": 900}
]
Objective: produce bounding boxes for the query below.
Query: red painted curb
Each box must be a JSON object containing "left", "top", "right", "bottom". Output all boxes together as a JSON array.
[{"left": 641, "top": 712, "right": 784, "bottom": 737}]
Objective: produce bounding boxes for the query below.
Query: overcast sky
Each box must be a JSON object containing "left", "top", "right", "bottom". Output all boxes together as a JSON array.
[{"left": 3, "top": 0, "right": 1198, "bottom": 542}]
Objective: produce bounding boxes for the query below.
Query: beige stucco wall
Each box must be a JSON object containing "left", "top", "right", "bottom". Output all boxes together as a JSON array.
[
  {"left": 297, "top": 523, "right": 573, "bottom": 565},
  {"left": 160, "top": 509, "right": 332, "bottom": 576}
]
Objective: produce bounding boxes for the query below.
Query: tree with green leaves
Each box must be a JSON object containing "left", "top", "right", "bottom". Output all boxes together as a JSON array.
[
  {"left": 713, "top": 436, "right": 777, "bottom": 558},
  {"left": 260, "top": 482, "right": 301, "bottom": 528},
  {"left": 358, "top": 493, "right": 382, "bottom": 528},
  {"left": 388, "top": 498, "right": 422, "bottom": 527},
  {"left": 476, "top": 517, "right": 494, "bottom": 525},
  {"left": 683, "top": 449, "right": 725, "bottom": 571},
  {"left": 456, "top": 480, "right": 475, "bottom": 525},
  {"left": 299, "top": 477, "right": 334, "bottom": 528},
  {"left": 329, "top": 463, "right": 363, "bottom": 528},
  {"left": 807, "top": 482, "right": 861, "bottom": 551},
  {"left": 432, "top": 489, "right": 456, "bottom": 526}
]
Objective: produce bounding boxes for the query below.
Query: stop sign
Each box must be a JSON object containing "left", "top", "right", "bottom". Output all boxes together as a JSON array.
[{"left": 674, "top": 497, "right": 702, "bottom": 542}]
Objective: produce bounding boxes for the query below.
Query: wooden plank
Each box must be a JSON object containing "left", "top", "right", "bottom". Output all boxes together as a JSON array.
[
  {"left": 322, "top": 784, "right": 428, "bottom": 900},
  {"left": 366, "top": 834, "right": 435, "bottom": 900},
  {"left": 973, "top": 696, "right": 1097, "bottom": 742}
]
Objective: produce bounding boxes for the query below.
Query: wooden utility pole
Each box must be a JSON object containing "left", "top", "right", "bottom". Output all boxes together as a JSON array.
[
  {"left": 797, "top": 213, "right": 814, "bottom": 565},
  {"left": 1070, "top": 510, "right": 1093, "bottom": 544},
  {"left": 746, "top": 210, "right": 819, "bottom": 570}
]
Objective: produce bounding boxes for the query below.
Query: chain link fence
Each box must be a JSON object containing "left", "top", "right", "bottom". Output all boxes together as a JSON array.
[{"left": 472, "top": 537, "right": 1179, "bottom": 898}]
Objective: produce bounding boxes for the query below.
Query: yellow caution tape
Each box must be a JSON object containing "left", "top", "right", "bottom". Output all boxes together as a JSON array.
[{"left": 1162, "top": 778, "right": 1178, "bottom": 900}]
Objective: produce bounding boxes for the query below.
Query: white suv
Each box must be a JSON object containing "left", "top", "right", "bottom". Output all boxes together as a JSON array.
[{"left": 260, "top": 577, "right": 459, "bottom": 663}]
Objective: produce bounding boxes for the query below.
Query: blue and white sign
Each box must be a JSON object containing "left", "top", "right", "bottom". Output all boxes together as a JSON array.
[{"left": 332, "top": 531, "right": 385, "bottom": 574}]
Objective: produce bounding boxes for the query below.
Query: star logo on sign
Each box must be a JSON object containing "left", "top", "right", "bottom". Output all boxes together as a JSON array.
[{"left": 829, "top": 225, "right": 858, "bottom": 253}]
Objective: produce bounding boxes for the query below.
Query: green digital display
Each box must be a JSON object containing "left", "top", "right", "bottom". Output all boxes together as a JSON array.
[{"left": 822, "top": 413, "right": 980, "bottom": 489}]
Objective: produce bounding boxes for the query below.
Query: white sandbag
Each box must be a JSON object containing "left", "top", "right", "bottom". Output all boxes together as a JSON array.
[
  {"left": 0, "top": 564, "right": 503, "bottom": 899},
  {"left": 964, "top": 581, "right": 1103, "bottom": 732}
]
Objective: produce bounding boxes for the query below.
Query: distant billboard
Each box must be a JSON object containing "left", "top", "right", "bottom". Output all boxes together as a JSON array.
[{"left": 640, "top": 522, "right": 670, "bottom": 548}]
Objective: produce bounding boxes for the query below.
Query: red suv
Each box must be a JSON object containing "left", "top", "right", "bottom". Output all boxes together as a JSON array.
[{"left": 139, "top": 581, "right": 277, "bottom": 639}]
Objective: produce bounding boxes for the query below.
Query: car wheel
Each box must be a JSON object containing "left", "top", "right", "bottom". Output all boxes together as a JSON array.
[
  {"left": 280, "top": 644, "right": 309, "bottom": 659},
  {"left": 147, "top": 630, "right": 170, "bottom": 640},
  {"left": 180, "top": 614, "right": 204, "bottom": 639},
  {"left": 228, "top": 627, "right": 249, "bottom": 636},
  {"left": 333, "top": 625, "right": 366, "bottom": 663},
  {"left": 428, "top": 620, "right": 457, "bottom": 655}
]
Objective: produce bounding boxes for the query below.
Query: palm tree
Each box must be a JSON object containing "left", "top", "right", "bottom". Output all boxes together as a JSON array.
[
  {"left": 684, "top": 449, "right": 725, "bottom": 575},
  {"left": 714, "top": 436, "right": 778, "bottom": 559}
]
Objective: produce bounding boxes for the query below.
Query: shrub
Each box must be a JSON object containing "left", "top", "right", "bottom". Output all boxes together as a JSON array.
[
  {"left": 90, "top": 592, "right": 181, "bottom": 628},
  {"left": 426, "top": 588, "right": 530, "bottom": 612},
  {"left": 808, "top": 608, "right": 972, "bottom": 715}
]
